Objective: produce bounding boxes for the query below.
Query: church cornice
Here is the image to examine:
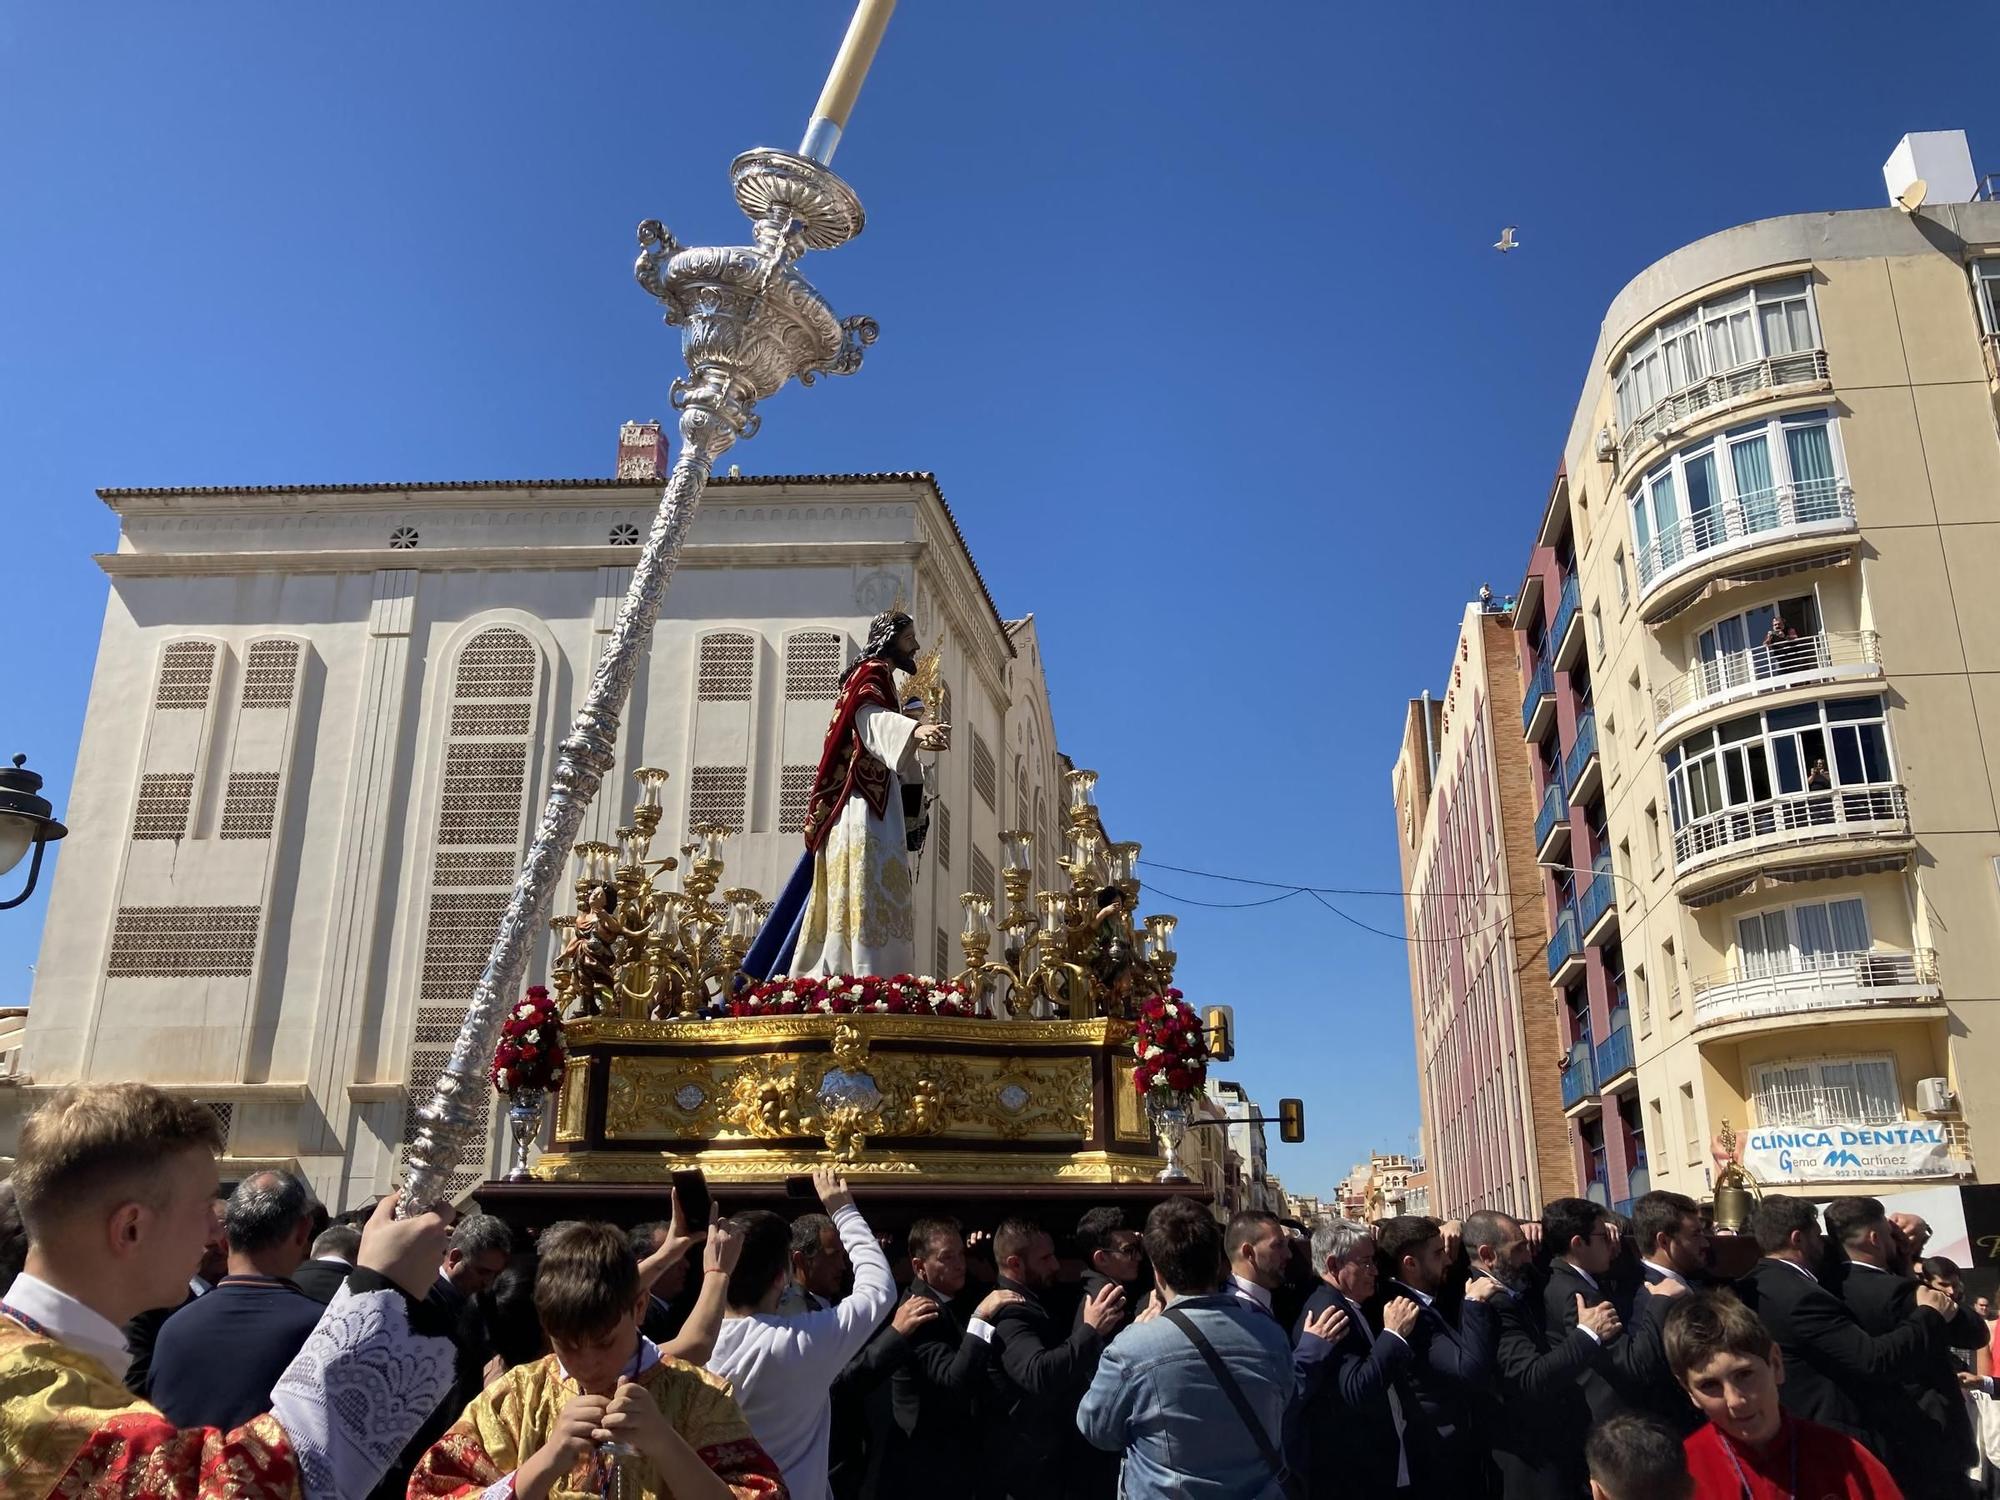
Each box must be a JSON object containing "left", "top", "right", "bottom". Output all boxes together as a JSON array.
[{"left": 96, "top": 540, "right": 924, "bottom": 577}]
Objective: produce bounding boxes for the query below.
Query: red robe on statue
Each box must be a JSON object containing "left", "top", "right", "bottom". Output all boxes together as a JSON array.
[{"left": 800, "top": 658, "right": 899, "bottom": 853}]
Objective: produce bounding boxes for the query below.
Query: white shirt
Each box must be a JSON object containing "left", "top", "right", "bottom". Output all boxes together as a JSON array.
[
  {"left": 1229, "top": 1274, "right": 1275, "bottom": 1314},
  {"left": 706, "top": 1204, "right": 896, "bottom": 1500},
  {"left": 1845, "top": 1259, "right": 1891, "bottom": 1275},
  {"left": 1, "top": 1271, "right": 134, "bottom": 1381},
  {"left": 1642, "top": 1258, "right": 1690, "bottom": 1292},
  {"left": 1766, "top": 1256, "right": 1823, "bottom": 1285}
]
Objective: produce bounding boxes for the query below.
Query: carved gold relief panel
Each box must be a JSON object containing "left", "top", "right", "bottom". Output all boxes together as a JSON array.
[{"left": 556, "top": 1058, "right": 590, "bottom": 1142}]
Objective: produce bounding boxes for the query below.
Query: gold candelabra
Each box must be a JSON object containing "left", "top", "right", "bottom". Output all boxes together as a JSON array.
[
  {"left": 551, "top": 767, "right": 764, "bottom": 1021},
  {"left": 953, "top": 767, "right": 1176, "bottom": 1020}
]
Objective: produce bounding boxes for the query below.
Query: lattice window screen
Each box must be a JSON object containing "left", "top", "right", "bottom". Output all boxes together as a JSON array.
[
  {"left": 240, "top": 640, "right": 302, "bottom": 707},
  {"left": 689, "top": 766, "right": 748, "bottom": 832},
  {"left": 403, "top": 624, "right": 541, "bottom": 1201},
  {"left": 107, "top": 906, "right": 260, "bottom": 977},
  {"left": 132, "top": 773, "right": 195, "bottom": 841},
  {"left": 218, "top": 772, "right": 281, "bottom": 840},
  {"left": 935, "top": 801, "right": 952, "bottom": 872},
  {"left": 972, "top": 732, "right": 997, "bottom": 810},
  {"left": 155, "top": 642, "right": 218, "bottom": 710},
  {"left": 785, "top": 632, "right": 844, "bottom": 700},
  {"left": 936, "top": 927, "right": 954, "bottom": 976},
  {"left": 1015, "top": 761, "right": 1029, "bottom": 827},
  {"left": 970, "top": 850, "right": 996, "bottom": 911},
  {"left": 201, "top": 1101, "right": 236, "bottom": 1149},
  {"left": 779, "top": 764, "right": 815, "bottom": 835},
  {"left": 697, "top": 634, "right": 755, "bottom": 701}
]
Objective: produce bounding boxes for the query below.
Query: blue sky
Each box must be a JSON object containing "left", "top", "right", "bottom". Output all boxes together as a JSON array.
[{"left": 4, "top": 3, "right": 1997, "bottom": 1197}]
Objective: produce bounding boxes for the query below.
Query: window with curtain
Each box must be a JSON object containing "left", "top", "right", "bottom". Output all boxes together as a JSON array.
[
  {"left": 1663, "top": 696, "right": 1892, "bottom": 833},
  {"left": 1613, "top": 275, "right": 1823, "bottom": 430},
  {"left": 1751, "top": 1054, "right": 1900, "bottom": 1126},
  {"left": 1734, "top": 896, "right": 1870, "bottom": 977},
  {"left": 1626, "top": 411, "right": 1845, "bottom": 588}
]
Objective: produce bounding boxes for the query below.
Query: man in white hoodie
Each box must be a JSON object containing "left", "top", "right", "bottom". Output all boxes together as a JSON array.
[{"left": 706, "top": 1168, "right": 899, "bottom": 1500}]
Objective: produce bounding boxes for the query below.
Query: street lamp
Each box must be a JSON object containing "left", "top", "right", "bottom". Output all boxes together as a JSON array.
[{"left": 0, "top": 755, "right": 68, "bottom": 911}]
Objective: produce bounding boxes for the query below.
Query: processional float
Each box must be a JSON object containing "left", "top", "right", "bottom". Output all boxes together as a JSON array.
[{"left": 401, "top": 1, "right": 1223, "bottom": 1215}]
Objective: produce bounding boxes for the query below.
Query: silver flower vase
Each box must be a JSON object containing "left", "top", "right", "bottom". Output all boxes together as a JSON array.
[
  {"left": 1148, "top": 1094, "right": 1193, "bottom": 1183},
  {"left": 504, "top": 1089, "right": 546, "bottom": 1183}
]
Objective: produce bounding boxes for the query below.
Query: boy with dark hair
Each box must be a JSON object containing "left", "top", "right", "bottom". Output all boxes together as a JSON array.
[
  {"left": 1584, "top": 1414, "right": 1692, "bottom": 1500},
  {"left": 411, "top": 1219, "right": 778, "bottom": 1500},
  {"left": 1663, "top": 1290, "right": 1901, "bottom": 1499}
]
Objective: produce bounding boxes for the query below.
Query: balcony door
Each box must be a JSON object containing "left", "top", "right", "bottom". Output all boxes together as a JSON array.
[{"left": 1735, "top": 896, "right": 1869, "bottom": 979}]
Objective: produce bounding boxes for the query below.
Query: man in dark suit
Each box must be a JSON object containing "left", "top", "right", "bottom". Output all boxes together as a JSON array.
[
  {"left": 1542, "top": 1195, "right": 1671, "bottom": 1426},
  {"left": 1734, "top": 1193, "right": 1953, "bottom": 1451},
  {"left": 1464, "top": 1208, "right": 1618, "bottom": 1498},
  {"left": 1287, "top": 1217, "right": 1418, "bottom": 1499},
  {"left": 149, "top": 1169, "right": 324, "bottom": 1432},
  {"left": 1062, "top": 1207, "right": 1143, "bottom": 1499},
  {"left": 1372, "top": 1213, "right": 1499, "bottom": 1494},
  {"left": 1825, "top": 1195, "right": 1978, "bottom": 1497},
  {"left": 883, "top": 1216, "right": 1022, "bottom": 1495},
  {"left": 1620, "top": 1189, "right": 1710, "bottom": 1435},
  {"left": 982, "top": 1217, "right": 1124, "bottom": 1499},
  {"left": 291, "top": 1222, "right": 360, "bottom": 1303}
]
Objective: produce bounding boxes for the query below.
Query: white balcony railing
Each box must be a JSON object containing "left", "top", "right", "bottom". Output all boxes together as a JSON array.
[
  {"left": 1653, "top": 630, "right": 1881, "bottom": 735},
  {"left": 1636, "top": 478, "right": 1857, "bottom": 601},
  {"left": 1618, "top": 348, "right": 1831, "bottom": 467},
  {"left": 1673, "top": 783, "right": 1910, "bottom": 876},
  {"left": 1692, "top": 947, "right": 1940, "bottom": 1031}
]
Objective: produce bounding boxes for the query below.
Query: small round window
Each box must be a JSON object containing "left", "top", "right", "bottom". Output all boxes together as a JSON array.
[
  {"left": 609, "top": 522, "right": 641, "bottom": 546},
  {"left": 389, "top": 526, "right": 419, "bottom": 550}
]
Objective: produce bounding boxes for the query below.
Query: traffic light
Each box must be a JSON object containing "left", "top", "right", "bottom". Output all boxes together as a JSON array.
[
  {"left": 1203, "top": 1005, "right": 1236, "bottom": 1062},
  {"left": 1278, "top": 1097, "right": 1306, "bottom": 1144}
]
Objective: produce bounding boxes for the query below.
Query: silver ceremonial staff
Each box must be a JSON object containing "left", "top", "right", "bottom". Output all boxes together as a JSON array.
[{"left": 400, "top": 0, "right": 896, "bottom": 1210}]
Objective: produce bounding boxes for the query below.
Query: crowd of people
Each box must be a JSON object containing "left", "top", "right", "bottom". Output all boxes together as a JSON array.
[{"left": 3, "top": 1081, "right": 1998, "bottom": 1499}]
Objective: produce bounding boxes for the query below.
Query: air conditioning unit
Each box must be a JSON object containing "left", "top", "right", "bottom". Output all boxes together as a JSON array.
[
  {"left": 1917, "top": 1077, "right": 1956, "bottom": 1116},
  {"left": 1595, "top": 426, "right": 1616, "bottom": 462}
]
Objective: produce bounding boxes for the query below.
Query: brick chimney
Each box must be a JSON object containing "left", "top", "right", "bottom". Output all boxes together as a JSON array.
[{"left": 616, "top": 420, "right": 666, "bottom": 480}]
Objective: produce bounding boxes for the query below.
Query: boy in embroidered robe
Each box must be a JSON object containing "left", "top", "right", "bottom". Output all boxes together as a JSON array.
[
  {"left": 0, "top": 1082, "right": 458, "bottom": 1500},
  {"left": 409, "top": 1220, "right": 785, "bottom": 1500},
  {"left": 1662, "top": 1290, "right": 1902, "bottom": 1500}
]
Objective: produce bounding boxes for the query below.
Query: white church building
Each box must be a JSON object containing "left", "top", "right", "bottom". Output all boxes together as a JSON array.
[{"left": 3, "top": 426, "right": 1072, "bottom": 1208}]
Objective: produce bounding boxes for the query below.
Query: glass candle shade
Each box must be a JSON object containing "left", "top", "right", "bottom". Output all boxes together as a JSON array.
[
  {"left": 1065, "top": 768, "right": 1099, "bottom": 814},
  {"left": 1000, "top": 830, "right": 1032, "bottom": 871},
  {"left": 633, "top": 766, "right": 669, "bottom": 812}
]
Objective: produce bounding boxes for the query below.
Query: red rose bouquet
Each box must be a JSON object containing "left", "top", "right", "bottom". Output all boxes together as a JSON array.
[
  {"left": 1132, "top": 989, "right": 1208, "bottom": 1101},
  {"left": 491, "top": 985, "right": 565, "bottom": 1095},
  {"left": 730, "top": 972, "right": 976, "bottom": 1019}
]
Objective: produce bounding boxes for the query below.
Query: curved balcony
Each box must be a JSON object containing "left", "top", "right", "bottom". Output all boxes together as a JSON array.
[
  {"left": 1535, "top": 780, "right": 1570, "bottom": 865},
  {"left": 1561, "top": 1037, "right": 1599, "bottom": 1113},
  {"left": 1635, "top": 478, "right": 1858, "bottom": 621},
  {"left": 1617, "top": 348, "right": 1832, "bottom": 472},
  {"left": 1672, "top": 784, "right": 1913, "bottom": 900},
  {"left": 1523, "top": 654, "right": 1557, "bottom": 741},
  {"left": 1548, "top": 904, "right": 1584, "bottom": 984},
  {"left": 1653, "top": 630, "right": 1882, "bottom": 740},
  {"left": 1691, "top": 947, "right": 1941, "bottom": 1037}
]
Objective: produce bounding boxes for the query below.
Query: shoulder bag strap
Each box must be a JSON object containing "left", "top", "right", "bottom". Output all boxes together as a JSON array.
[{"left": 1162, "top": 1307, "right": 1303, "bottom": 1500}]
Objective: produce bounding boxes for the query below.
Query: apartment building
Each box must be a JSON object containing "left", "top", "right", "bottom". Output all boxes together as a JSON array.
[{"left": 1514, "top": 140, "right": 2000, "bottom": 1206}]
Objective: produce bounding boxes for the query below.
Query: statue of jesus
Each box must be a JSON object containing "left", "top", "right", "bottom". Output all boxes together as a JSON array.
[{"left": 742, "top": 608, "right": 950, "bottom": 981}]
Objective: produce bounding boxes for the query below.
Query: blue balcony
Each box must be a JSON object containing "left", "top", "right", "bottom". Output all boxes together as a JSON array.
[
  {"left": 1548, "top": 904, "right": 1583, "bottom": 982},
  {"left": 1595, "top": 1012, "right": 1634, "bottom": 1086},
  {"left": 1579, "top": 851, "right": 1616, "bottom": 941},
  {"left": 1565, "top": 710, "right": 1602, "bottom": 804},
  {"left": 1522, "top": 653, "right": 1557, "bottom": 741},
  {"left": 1561, "top": 1037, "right": 1599, "bottom": 1111},
  {"left": 1627, "top": 1164, "right": 1652, "bottom": 1201},
  {"left": 1553, "top": 574, "right": 1585, "bottom": 670},
  {"left": 1535, "top": 780, "right": 1570, "bottom": 864}
]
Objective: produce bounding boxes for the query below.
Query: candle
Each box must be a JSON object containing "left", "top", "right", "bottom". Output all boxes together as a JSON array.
[{"left": 799, "top": 0, "right": 898, "bottom": 165}]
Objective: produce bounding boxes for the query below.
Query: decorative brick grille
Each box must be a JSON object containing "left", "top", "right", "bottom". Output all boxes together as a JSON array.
[
  {"left": 454, "top": 629, "right": 537, "bottom": 698},
  {"left": 689, "top": 766, "right": 747, "bottom": 832},
  {"left": 107, "top": 905, "right": 260, "bottom": 978},
  {"left": 1015, "top": 762, "right": 1029, "bottom": 826},
  {"left": 936, "top": 927, "right": 954, "bottom": 975},
  {"left": 970, "top": 850, "right": 996, "bottom": 909},
  {"left": 219, "top": 772, "right": 281, "bottom": 840},
  {"left": 972, "top": 732, "right": 997, "bottom": 809},
  {"left": 438, "top": 742, "right": 530, "bottom": 845},
  {"left": 785, "top": 632, "right": 843, "bottom": 700},
  {"left": 449, "top": 702, "right": 531, "bottom": 737},
  {"left": 201, "top": 1101, "right": 235, "bottom": 1148},
  {"left": 132, "top": 773, "right": 195, "bottom": 841},
  {"left": 779, "top": 764, "right": 815, "bottom": 834},
  {"left": 697, "top": 633, "right": 755, "bottom": 701},
  {"left": 240, "top": 640, "right": 301, "bottom": 707},
  {"left": 935, "top": 801, "right": 952, "bottom": 871},
  {"left": 433, "top": 852, "right": 515, "bottom": 887},
  {"left": 418, "top": 891, "right": 513, "bottom": 1001},
  {"left": 155, "top": 642, "right": 218, "bottom": 709}
]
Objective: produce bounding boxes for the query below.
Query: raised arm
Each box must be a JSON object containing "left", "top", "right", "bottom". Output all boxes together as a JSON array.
[
  {"left": 663, "top": 1216, "right": 743, "bottom": 1367},
  {"left": 1792, "top": 1287, "right": 1945, "bottom": 1382}
]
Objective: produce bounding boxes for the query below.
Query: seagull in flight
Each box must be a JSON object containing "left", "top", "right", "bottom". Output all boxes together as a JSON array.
[{"left": 1493, "top": 225, "right": 1520, "bottom": 253}]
